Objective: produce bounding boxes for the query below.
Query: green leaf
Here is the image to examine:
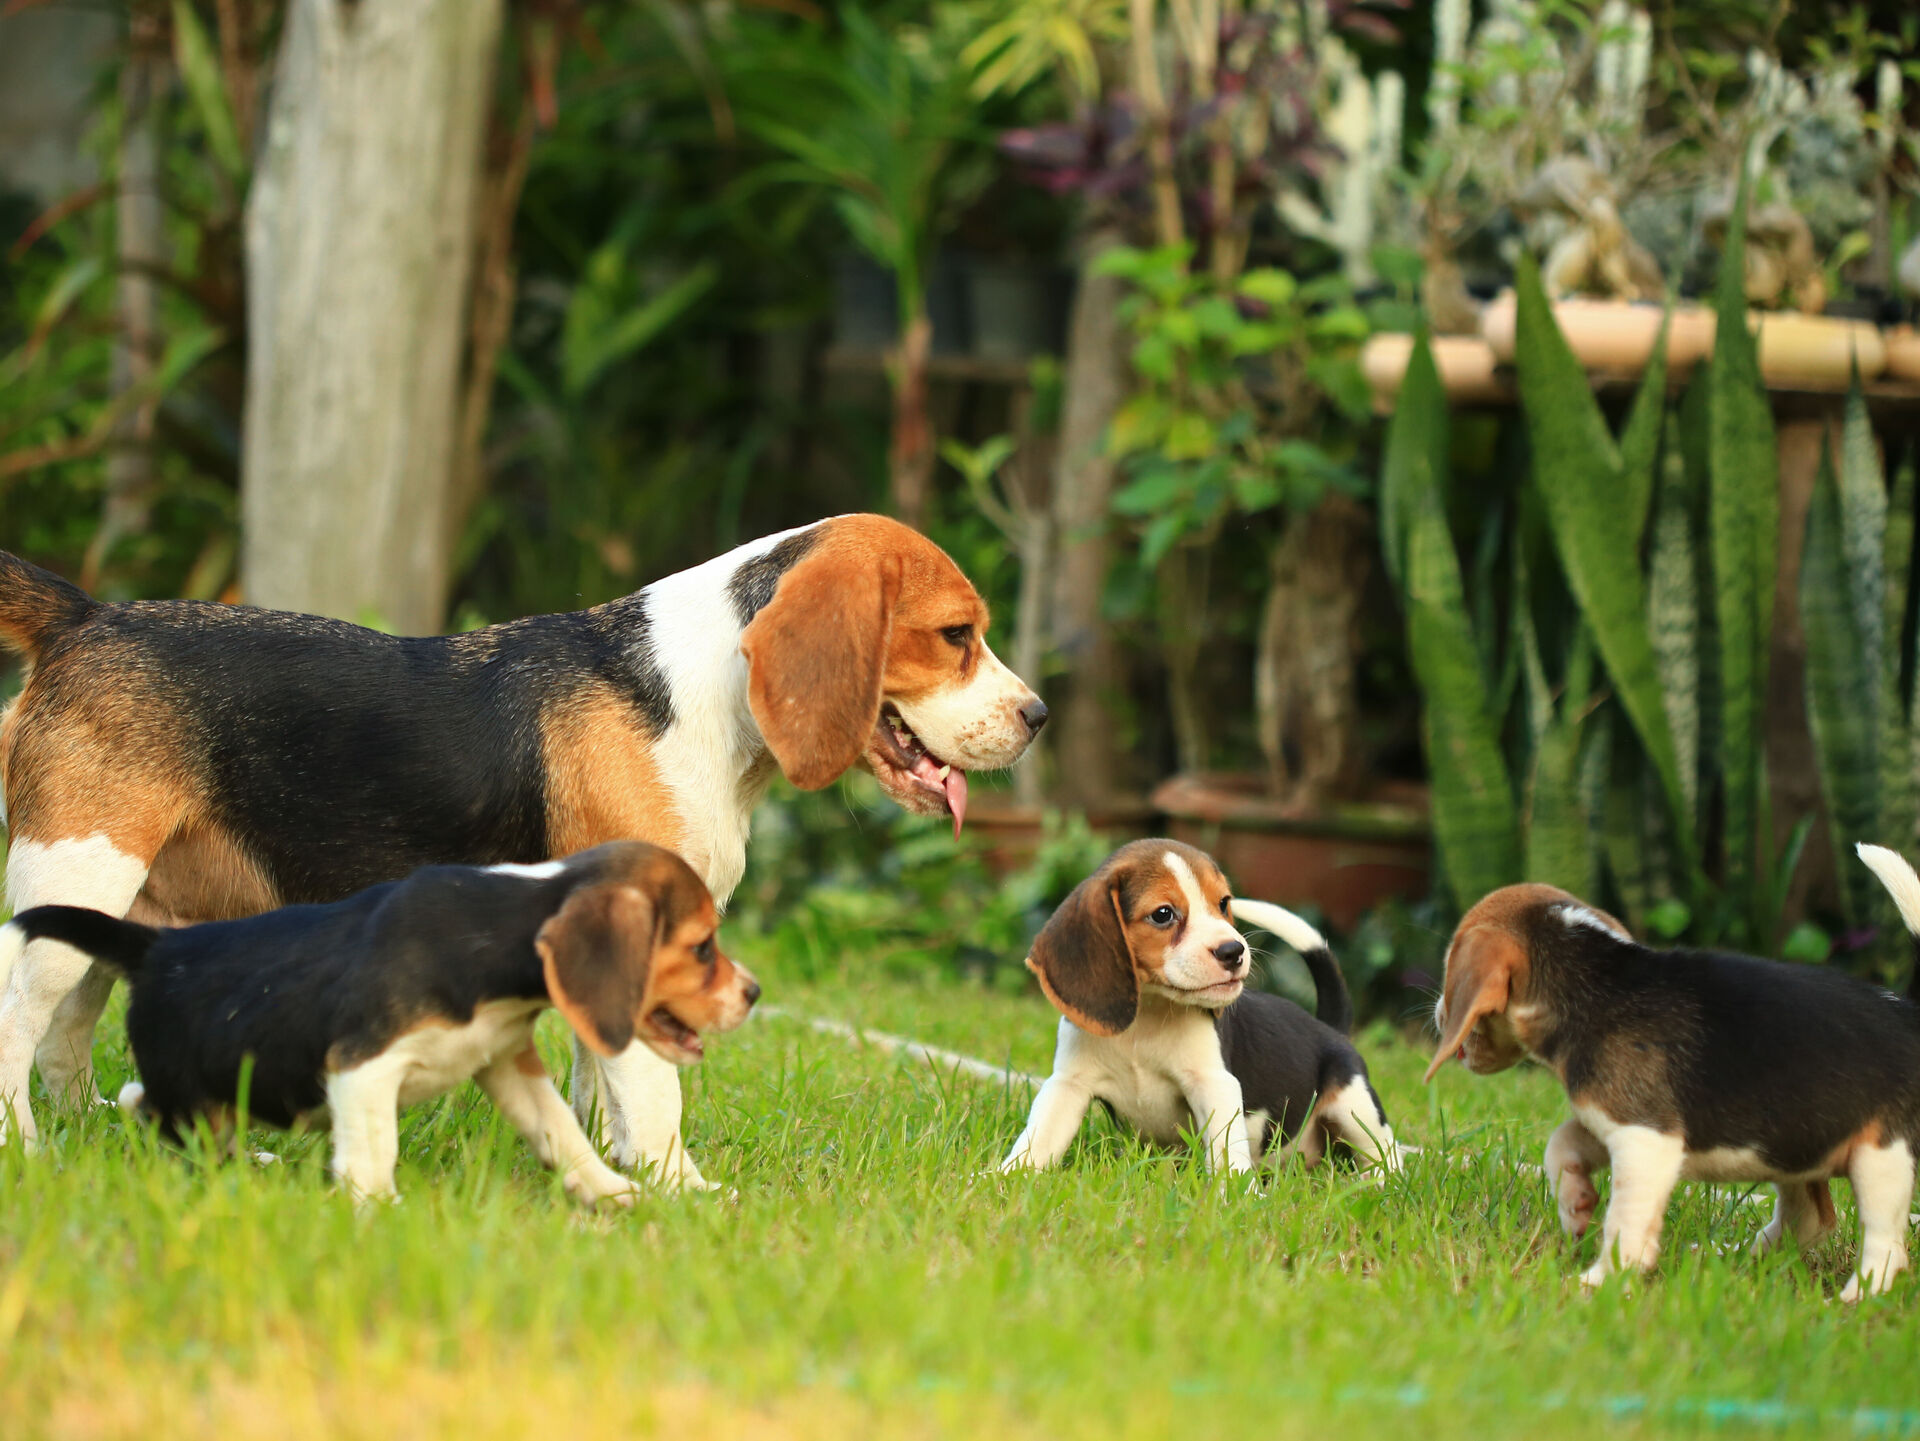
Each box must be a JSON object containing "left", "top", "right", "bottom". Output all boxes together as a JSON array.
[
  {"left": 1801, "top": 436, "right": 1882, "bottom": 926},
  {"left": 1514, "top": 257, "right": 1695, "bottom": 869},
  {"left": 1388, "top": 336, "right": 1521, "bottom": 900},
  {"left": 1111, "top": 466, "right": 1190, "bottom": 516},
  {"left": 1616, "top": 310, "right": 1672, "bottom": 549},
  {"left": 1236, "top": 269, "right": 1298, "bottom": 306},
  {"left": 1707, "top": 172, "right": 1779, "bottom": 937},
  {"left": 1139, "top": 510, "right": 1189, "bottom": 568},
  {"left": 1645, "top": 897, "right": 1692, "bottom": 940},
  {"left": 172, "top": 0, "right": 245, "bottom": 180},
  {"left": 1780, "top": 922, "right": 1832, "bottom": 963},
  {"left": 563, "top": 261, "right": 718, "bottom": 397},
  {"left": 1164, "top": 411, "right": 1215, "bottom": 461},
  {"left": 1647, "top": 438, "right": 1701, "bottom": 830},
  {"left": 1131, "top": 331, "right": 1177, "bottom": 382},
  {"left": 1106, "top": 395, "right": 1171, "bottom": 456},
  {"left": 1522, "top": 618, "right": 1597, "bottom": 897},
  {"left": 1189, "top": 297, "right": 1242, "bottom": 338}
]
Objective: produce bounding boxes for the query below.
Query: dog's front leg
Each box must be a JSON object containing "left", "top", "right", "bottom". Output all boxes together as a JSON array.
[
  {"left": 1181, "top": 1072, "right": 1252, "bottom": 1176},
  {"left": 1544, "top": 1116, "right": 1609, "bottom": 1239},
  {"left": 1000, "top": 1075, "right": 1093, "bottom": 1172},
  {"left": 571, "top": 1037, "right": 715, "bottom": 1192},
  {"left": 1580, "top": 1125, "right": 1684, "bottom": 1288}
]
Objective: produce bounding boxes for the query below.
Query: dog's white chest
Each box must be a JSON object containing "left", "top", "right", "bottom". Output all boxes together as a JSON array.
[
  {"left": 1079, "top": 1011, "right": 1228, "bottom": 1146},
  {"left": 387, "top": 1000, "right": 546, "bottom": 1109}
]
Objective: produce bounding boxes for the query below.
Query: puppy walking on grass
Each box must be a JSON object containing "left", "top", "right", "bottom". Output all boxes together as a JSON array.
[
  {"left": 1427, "top": 844, "right": 1920, "bottom": 1299},
  {"left": 0, "top": 841, "right": 758, "bottom": 1205}
]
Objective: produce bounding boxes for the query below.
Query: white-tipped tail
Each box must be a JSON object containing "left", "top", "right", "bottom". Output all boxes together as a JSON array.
[
  {"left": 0, "top": 920, "right": 23, "bottom": 997},
  {"left": 1858, "top": 843, "right": 1920, "bottom": 938},
  {"left": 116, "top": 1081, "right": 146, "bottom": 1116},
  {"left": 1229, "top": 897, "right": 1328, "bottom": 956}
]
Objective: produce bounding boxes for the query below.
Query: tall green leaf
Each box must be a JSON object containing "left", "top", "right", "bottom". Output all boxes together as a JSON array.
[
  {"left": 1616, "top": 311, "right": 1671, "bottom": 549},
  {"left": 1387, "top": 337, "right": 1521, "bottom": 901},
  {"left": 1801, "top": 438, "right": 1882, "bottom": 924},
  {"left": 1706, "top": 174, "right": 1779, "bottom": 932},
  {"left": 1513, "top": 258, "right": 1695, "bottom": 867},
  {"left": 1648, "top": 436, "right": 1700, "bottom": 829},
  {"left": 1891, "top": 457, "right": 1920, "bottom": 853},
  {"left": 1521, "top": 616, "right": 1597, "bottom": 897},
  {"left": 172, "top": 0, "right": 245, "bottom": 180}
]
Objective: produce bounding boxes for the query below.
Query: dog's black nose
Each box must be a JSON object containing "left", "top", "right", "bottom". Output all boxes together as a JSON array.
[
  {"left": 1020, "top": 697, "right": 1049, "bottom": 734},
  {"left": 744, "top": 979, "right": 762, "bottom": 1006},
  {"left": 1213, "top": 940, "right": 1246, "bottom": 971}
]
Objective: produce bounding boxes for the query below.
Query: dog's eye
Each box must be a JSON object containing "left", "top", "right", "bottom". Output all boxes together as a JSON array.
[
  {"left": 696, "top": 937, "right": 717, "bottom": 964},
  {"left": 1148, "top": 905, "right": 1177, "bottom": 927},
  {"left": 941, "top": 624, "right": 973, "bottom": 647},
  {"left": 1220, "top": 896, "right": 1232, "bottom": 916}
]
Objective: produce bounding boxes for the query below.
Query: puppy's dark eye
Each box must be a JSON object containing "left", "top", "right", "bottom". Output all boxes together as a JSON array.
[
  {"left": 696, "top": 937, "right": 717, "bottom": 963},
  {"left": 941, "top": 624, "right": 974, "bottom": 647},
  {"left": 1220, "top": 896, "right": 1232, "bottom": 916},
  {"left": 1148, "top": 904, "right": 1177, "bottom": 927}
]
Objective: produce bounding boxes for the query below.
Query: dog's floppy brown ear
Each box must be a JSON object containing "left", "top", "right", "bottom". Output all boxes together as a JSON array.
[
  {"left": 1424, "top": 925, "right": 1523, "bottom": 1083},
  {"left": 1026, "top": 875, "right": 1139, "bottom": 1036},
  {"left": 742, "top": 549, "right": 903, "bottom": 790},
  {"left": 536, "top": 883, "right": 656, "bottom": 1057}
]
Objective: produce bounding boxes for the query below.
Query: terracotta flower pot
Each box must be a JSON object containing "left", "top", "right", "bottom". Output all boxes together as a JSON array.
[
  {"left": 1361, "top": 333, "right": 1508, "bottom": 412},
  {"left": 1885, "top": 325, "right": 1920, "bottom": 384},
  {"left": 1150, "top": 773, "right": 1430, "bottom": 933},
  {"left": 1752, "top": 313, "right": 1887, "bottom": 389},
  {"left": 1479, "top": 291, "right": 1716, "bottom": 376}
]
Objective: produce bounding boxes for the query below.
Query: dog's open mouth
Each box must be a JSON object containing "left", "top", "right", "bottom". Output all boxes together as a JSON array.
[
  {"left": 871, "top": 703, "right": 969, "bottom": 837},
  {"left": 640, "top": 1006, "right": 705, "bottom": 1064}
]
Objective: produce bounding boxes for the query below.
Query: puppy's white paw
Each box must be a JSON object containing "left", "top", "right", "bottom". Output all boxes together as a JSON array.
[{"left": 115, "top": 1081, "right": 147, "bottom": 1117}]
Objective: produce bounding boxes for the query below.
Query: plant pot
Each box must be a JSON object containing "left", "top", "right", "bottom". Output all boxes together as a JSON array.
[
  {"left": 1752, "top": 312, "right": 1887, "bottom": 389},
  {"left": 1885, "top": 325, "right": 1920, "bottom": 384},
  {"left": 1150, "top": 773, "right": 1431, "bottom": 933},
  {"left": 1480, "top": 291, "right": 1716, "bottom": 375},
  {"left": 962, "top": 792, "right": 1158, "bottom": 876},
  {"left": 1360, "top": 333, "right": 1508, "bottom": 412},
  {"left": 965, "top": 259, "right": 1064, "bottom": 361}
]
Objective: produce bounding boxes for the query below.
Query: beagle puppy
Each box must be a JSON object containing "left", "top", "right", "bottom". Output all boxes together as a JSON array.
[
  {"left": 1001, "top": 839, "right": 1397, "bottom": 1176},
  {"left": 0, "top": 515, "right": 1043, "bottom": 1182},
  {"left": 0, "top": 842, "right": 756, "bottom": 1203},
  {"left": 1427, "top": 846, "right": 1920, "bottom": 1299}
]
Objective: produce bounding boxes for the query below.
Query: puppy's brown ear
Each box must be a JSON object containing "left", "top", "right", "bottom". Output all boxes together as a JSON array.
[
  {"left": 1026, "top": 875, "right": 1139, "bottom": 1036},
  {"left": 742, "top": 550, "right": 903, "bottom": 790},
  {"left": 1424, "top": 925, "right": 1523, "bottom": 1083},
  {"left": 536, "top": 883, "right": 656, "bottom": 1058}
]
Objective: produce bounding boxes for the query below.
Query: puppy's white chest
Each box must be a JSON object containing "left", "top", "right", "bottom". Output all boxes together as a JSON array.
[
  {"left": 388, "top": 1000, "right": 545, "bottom": 1109},
  {"left": 1084, "top": 1013, "right": 1228, "bottom": 1146}
]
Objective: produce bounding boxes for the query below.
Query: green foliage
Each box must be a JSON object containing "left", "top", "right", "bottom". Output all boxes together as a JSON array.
[
  {"left": 1799, "top": 375, "right": 1920, "bottom": 973},
  {"left": 1098, "top": 243, "right": 1371, "bottom": 568}
]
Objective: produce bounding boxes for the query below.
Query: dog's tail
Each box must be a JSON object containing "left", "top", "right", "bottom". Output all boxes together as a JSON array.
[
  {"left": 1229, "top": 897, "right": 1352, "bottom": 1035},
  {"left": 0, "top": 907, "right": 159, "bottom": 994},
  {"left": 1856, "top": 843, "right": 1920, "bottom": 1001},
  {"left": 0, "top": 550, "right": 96, "bottom": 662}
]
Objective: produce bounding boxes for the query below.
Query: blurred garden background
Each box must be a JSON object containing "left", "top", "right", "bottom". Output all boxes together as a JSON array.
[{"left": 4, "top": 0, "right": 1920, "bottom": 1025}]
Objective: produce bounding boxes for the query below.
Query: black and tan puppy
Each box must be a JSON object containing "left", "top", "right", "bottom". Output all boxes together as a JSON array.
[
  {"left": 0, "top": 842, "right": 758, "bottom": 1204},
  {"left": 1427, "top": 846, "right": 1920, "bottom": 1299},
  {"left": 1001, "top": 839, "right": 1397, "bottom": 1175}
]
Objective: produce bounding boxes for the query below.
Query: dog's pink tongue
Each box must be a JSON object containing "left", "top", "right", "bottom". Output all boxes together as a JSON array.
[{"left": 945, "top": 767, "right": 969, "bottom": 838}]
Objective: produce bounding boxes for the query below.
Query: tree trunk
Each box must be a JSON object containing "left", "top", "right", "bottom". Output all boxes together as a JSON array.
[
  {"left": 1256, "top": 494, "right": 1371, "bottom": 809},
  {"left": 1160, "top": 542, "right": 1212, "bottom": 778},
  {"left": 83, "top": 4, "right": 169, "bottom": 591},
  {"left": 886, "top": 310, "right": 934, "bottom": 532},
  {"left": 1044, "top": 229, "right": 1130, "bottom": 807},
  {"left": 242, "top": 0, "right": 502, "bottom": 635}
]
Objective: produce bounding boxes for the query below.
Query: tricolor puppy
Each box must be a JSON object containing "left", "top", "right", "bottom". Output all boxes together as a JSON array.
[
  {"left": 0, "top": 515, "right": 1043, "bottom": 1183},
  {"left": 1001, "top": 839, "right": 1397, "bottom": 1176},
  {"left": 0, "top": 842, "right": 756, "bottom": 1204},
  {"left": 1427, "top": 850, "right": 1920, "bottom": 1299}
]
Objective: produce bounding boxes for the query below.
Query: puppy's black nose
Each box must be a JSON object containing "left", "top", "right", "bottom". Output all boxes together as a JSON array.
[
  {"left": 1020, "top": 697, "right": 1049, "bottom": 734},
  {"left": 1213, "top": 940, "right": 1246, "bottom": 971},
  {"left": 744, "top": 979, "right": 762, "bottom": 1006}
]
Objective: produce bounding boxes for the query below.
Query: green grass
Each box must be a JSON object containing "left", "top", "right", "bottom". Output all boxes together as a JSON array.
[{"left": 4, "top": 952, "right": 1919, "bottom": 1440}]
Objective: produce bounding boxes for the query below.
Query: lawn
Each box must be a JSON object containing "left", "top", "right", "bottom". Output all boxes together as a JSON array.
[{"left": 3, "top": 946, "right": 1917, "bottom": 1440}]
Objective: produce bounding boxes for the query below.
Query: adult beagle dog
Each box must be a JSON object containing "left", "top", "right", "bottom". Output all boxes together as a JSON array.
[
  {"left": 0, "top": 842, "right": 755, "bottom": 1202},
  {"left": 0, "top": 515, "right": 1045, "bottom": 1182},
  {"left": 1427, "top": 847, "right": 1920, "bottom": 1299},
  {"left": 1001, "top": 839, "right": 1397, "bottom": 1176}
]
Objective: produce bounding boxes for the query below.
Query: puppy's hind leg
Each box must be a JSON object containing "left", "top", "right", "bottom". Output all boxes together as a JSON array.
[
  {"left": 1841, "top": 1141, "right": 1914, "bottom": 1302},
  {"left": 1545, "top": 1116, "right": 1609, "bottom": 1240},
  {"left": 1318, "top": 1081, "right": 1401, "bottom": 1176}
]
